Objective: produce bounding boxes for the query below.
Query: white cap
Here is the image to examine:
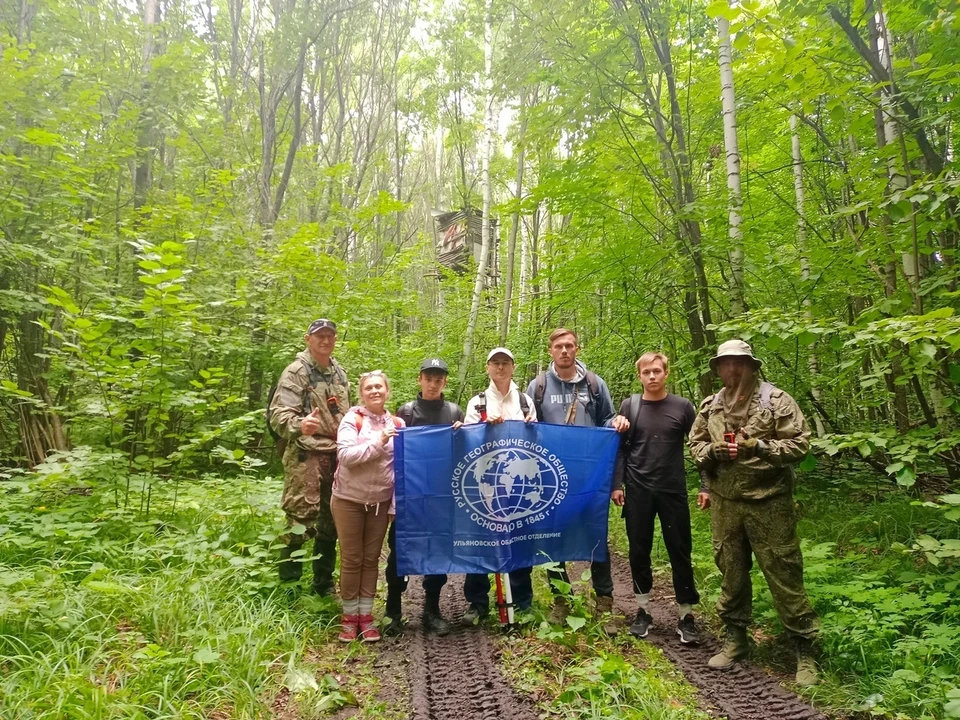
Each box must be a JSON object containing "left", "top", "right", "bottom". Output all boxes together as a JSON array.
[{"left": 486, "top": 347, "right": 515, "bottom": 362}]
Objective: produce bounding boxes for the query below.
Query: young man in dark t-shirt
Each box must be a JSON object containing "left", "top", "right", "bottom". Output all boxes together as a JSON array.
[{"left": 612, "top": 351, "right": 701, "bottom": 645}]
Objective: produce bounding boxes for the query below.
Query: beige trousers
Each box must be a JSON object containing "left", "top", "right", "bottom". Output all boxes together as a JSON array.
[{"left": 330, "top": 495, "right": 390, "bottom": 601}]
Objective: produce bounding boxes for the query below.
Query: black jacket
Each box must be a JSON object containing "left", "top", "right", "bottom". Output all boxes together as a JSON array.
[{"left": 396, "top": 393, "right": 464, "bottom": 427}]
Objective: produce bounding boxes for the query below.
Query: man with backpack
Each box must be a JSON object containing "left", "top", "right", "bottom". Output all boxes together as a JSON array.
[
  {"left": 268, "top": 318, "right": 350, "bottom": 594},
  {"left": 689, "top": 339, "right": 819, "bottom": 686},
  {"left": 382, "top": 357, "right": 464, "bottom": 637},
  {"left": 613, "top": 351, "right": 700, "bottom": 645},
  {"left": 526, "top": 328, "right": 629, "bottom": 633},
  {"left": 461, "top": 347, "right": 537, "bottom": 624}
]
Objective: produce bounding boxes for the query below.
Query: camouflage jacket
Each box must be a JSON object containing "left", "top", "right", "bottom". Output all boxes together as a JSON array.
[
  {"left": 269, "top": 351, "right": 351, "bottom": 453},
  {"left": 688, "top": 385, "right": 810, "bottom": 501}
]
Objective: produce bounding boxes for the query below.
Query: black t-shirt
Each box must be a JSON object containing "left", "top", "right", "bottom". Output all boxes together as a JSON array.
[{"left": 614, "top": 393, "right": 696, "bottom": 495}]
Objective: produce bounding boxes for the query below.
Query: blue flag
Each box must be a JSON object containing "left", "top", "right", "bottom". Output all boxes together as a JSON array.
[{"left": 394, "top": 420, "right": 619, "bottom": 575}]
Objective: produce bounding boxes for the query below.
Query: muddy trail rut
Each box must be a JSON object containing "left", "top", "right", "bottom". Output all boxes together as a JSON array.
[
  {"left": 346, "top": 559, "right": 828, "bottom": 720},
  {"left": 373, "top": 578, "right": 539, "bottom": 720},
  {"left": 607, "top": 553, "right": 828, "bottom": 720}
]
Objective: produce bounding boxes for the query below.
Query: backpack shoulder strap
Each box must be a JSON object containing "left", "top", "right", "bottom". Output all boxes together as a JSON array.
[
  {"left": 758, "top": 382, "right": 775, "bottom": 412},
  {"left": 519, "top": 391, "right": 530, "bottom": 416},
  {"left": 585, "top": 371, "right": 600, "bottom": 401},
  {"left": 475, "top": 391, "right": 487, "bottom": 422},
  {"left": 533, "top": 372, "right": 547, "bottom": 410}
]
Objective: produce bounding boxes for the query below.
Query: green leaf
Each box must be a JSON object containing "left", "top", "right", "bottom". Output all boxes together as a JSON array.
[
  {"left": 192, "top": 647, "right": 220, "bottom": 664},
  {"left": 799, "top": 454, "right": 816, "bottom": 472},
  {"left": 566, "top": 615, "right": 587, "bottom": 631},
  {"left": 797, "top": 330, "right": 817, "bottom": 347},
  {"left": 706, "top": 0, "right": 738, "bottom": 21}
]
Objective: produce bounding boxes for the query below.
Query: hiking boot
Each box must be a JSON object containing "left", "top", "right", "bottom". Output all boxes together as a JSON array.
[
  {"left": 358, "top": 615, "right": 380, "bottom": 643},
  {"left": 382, "top": 614, "right": 404, "bottom": 637},
  {"left": 338, "top": 614, "right": 359, "bottom": 643},
  {"left": 278, "top": 543, "right": 304, "bottom": 583},
  {"left": 462, "top": 603, "right": 488, "bottom": 625},
  {"left": 629, "top": 608, "right": 652, "bottom": 638},
  {"left": 794, "top": 637, "right": 819, "bottom": 687},
  {"left": 708, "top": 625, "right": 749, "bottom": 669},
  {"left": 422, "top": 610, "right": 452, "bottom": 636},
  {"left": 547, "top": 596, "right": 570, "bottom": 625},
  {"left": 594, "top": 595, "right": 618, "bottom": 636},
  {"left": 676, "top": 614, "right": 700, "bottom": 645}
]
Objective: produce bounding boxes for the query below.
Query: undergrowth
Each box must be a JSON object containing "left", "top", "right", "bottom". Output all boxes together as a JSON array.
[
  {"left": 0, "top": 447, "right": 402, "bottom": 719},
  {"left": 608, "top": 459, "right": 960, "bottom": 720}
]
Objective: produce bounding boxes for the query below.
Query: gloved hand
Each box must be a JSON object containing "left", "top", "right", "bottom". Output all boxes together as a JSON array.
[
  {"left": 737, "top": 437, "right": 767, "bottom": 459},
  {"left": 708, "top": 441, "right": 732, "bottom": 460}
]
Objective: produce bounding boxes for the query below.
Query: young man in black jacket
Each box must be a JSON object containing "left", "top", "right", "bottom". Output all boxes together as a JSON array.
[{"left": 383, "top": 358, "right": 464, "bottom": 636}]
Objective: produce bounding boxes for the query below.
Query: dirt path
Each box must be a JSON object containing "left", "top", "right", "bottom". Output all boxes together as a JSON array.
[
  {"left": 379, "top": 577, "right": 540, "bottom": 720},
  {"left": 607, "top": 553, "right": 829, "bottom": 720},
  {"left": 332, "top": 560, "right": 828, "bottom": 720}
]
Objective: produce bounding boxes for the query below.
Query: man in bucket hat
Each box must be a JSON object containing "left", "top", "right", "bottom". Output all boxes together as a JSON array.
[
  {"left": 269, "top": 319, "right": 350, "bottom": 594},
  {"left": 689, "top": 339, "right": 820, "bottom": 686}
]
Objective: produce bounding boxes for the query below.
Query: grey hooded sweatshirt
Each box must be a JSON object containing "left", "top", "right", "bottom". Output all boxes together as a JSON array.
[{"left": 526, "top": 360, "right": 617, "bottom": 427}]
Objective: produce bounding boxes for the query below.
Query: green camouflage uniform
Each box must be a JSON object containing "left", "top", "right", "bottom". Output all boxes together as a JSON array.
[
  {"left": 269, "top": 351, "right": 350, "bottom": 587},
  {"left": 689, "top": 386, "right": 819, "bottom": 639}
]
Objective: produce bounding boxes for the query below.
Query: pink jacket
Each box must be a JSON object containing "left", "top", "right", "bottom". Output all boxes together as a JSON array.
[{"left": 333, "top": 407, "right": 405, "bottom": 512}]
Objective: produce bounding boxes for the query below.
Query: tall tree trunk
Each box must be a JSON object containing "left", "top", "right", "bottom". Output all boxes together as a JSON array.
[
  {"left": 500, "top": 88, "right": 527, "bottom": 345},
  {"left": 457, "top": 0, "right": 495, "bottom": 393},
  {"left": 791, "top": 114, "right": 825, "bottom": 437},
  {"left": 718, "top": 9, "right": 746, "bottom": 316}
]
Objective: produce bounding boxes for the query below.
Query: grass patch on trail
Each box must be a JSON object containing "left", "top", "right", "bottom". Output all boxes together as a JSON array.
[
  {"left": 609, "top": 460, "right": 960, "bottom": 720},
  {"left": 499, "top": 610, "right": 711, "bottom": 720},
  {"left": 0, "top": 451, "right": 405, "bottom": 720}
]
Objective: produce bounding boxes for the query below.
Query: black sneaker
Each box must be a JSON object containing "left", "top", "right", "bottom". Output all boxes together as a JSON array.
[
  {"left": 422, "top": 611, "right": 452, "bottom": 636},
  {"left": 629, "top": 608, "right": 652, "bottom": 638},
  {"left": 677, "top": 614, "right": 700, "bottom": 645},
  {"left": 382, "top": 614, "right": 404, "bottom": 637}
]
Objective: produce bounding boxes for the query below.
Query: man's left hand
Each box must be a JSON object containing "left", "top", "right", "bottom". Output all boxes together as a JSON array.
[
  {"left": 611, "top": 489, "right": 625, "bottom": 506},
  {"left": 737, "top": 437, "right": 766, "bottom": 459},
  {"left": 611, "top": 414, "right": 630, "bottom": 433}
]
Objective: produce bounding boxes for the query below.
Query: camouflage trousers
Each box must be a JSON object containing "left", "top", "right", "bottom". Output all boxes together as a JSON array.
[
  {"left": 711, "top": 492, "right": 819, "bottom": 639},
  {"left": 281, "top": 446, "right": 337, "bottom": 543}
]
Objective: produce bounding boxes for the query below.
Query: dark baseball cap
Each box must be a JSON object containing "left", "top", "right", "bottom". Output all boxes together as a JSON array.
[
  {"left": 419, "top": 357, "right": 449, "bottom": 374},
  {"left": 307, "top": 318, "right": 337, "bottom": 335}
]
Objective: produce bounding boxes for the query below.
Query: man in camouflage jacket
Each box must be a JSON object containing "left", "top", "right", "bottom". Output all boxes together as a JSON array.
[
  {"left": 269, "top": 318, "right": 350, "bottom": 594},
  {"left": 689, "top": 339, "right": 820, "bottom": 686}
]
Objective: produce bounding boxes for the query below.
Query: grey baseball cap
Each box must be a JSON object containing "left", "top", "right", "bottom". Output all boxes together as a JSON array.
[{"left": 307, "top": 318, "right": 337, "bottom": 335}]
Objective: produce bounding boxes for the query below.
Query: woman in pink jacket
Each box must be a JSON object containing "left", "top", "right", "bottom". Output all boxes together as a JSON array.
[{"left": 333, "top": 370, "right": 405, "bottom": 642}]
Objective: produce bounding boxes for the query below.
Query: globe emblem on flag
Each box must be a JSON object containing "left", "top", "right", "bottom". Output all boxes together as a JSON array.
[{"left": 461, "top": 448, "right": 561, "bottom": 523}]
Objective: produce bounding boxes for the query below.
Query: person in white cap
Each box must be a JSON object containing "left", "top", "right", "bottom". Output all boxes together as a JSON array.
[
  {"left": 461, "top": 347, "right": 537, "bottom": 623},
  {"left": 689, "top": 339, "right": 820, "bottom": 686}
]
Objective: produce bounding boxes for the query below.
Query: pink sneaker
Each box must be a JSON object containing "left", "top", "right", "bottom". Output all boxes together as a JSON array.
[
  {"left": 358, "top": 615, "right": 380, "bottom": 643},
  {"left": 338, "top": 614, "right": 359, "bottom": 643}
]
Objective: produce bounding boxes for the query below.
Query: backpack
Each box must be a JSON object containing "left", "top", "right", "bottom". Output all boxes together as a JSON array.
[
  {"left": 531, "top": 370, "right": 601, "bottom": 422},
  {"left": 353, "top": 411, "right": 403, "bottom": 432},
  {"left": 709, "top": 381, "right": 775, "bottom": 412},
  {"left": 397, "top": 400, "right": 462, "bottom": 426},
  {"left": 475, "top": 390, "right": 531, "bottom": 422},
  {"left": 265, "top": 358, "right": 346, "bottom": 440}
]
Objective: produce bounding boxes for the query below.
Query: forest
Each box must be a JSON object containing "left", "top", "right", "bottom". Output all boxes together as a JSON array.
[{"left": 2, "top": 0, "right": 960, "bottom": 717}]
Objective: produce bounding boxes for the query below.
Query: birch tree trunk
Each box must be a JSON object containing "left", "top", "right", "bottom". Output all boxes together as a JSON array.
[
  {"left": 718, "top": 9, "right": 745, "bottom": 316},
  {"left": 500, "top": 88, "right": 527, "bottom": 345},
  {"left": 457, "top": 0, "right": 495, "bottom": 392}
]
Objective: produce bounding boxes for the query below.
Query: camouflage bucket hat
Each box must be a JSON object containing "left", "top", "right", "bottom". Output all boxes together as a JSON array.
[{"left": 709, "top": 339, "right": 763, "bottom": 372}]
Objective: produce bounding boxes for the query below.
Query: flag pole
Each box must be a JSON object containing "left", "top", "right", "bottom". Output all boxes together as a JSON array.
[{"left": 494, "top": 573, "right": 515, "bottom": 626}]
